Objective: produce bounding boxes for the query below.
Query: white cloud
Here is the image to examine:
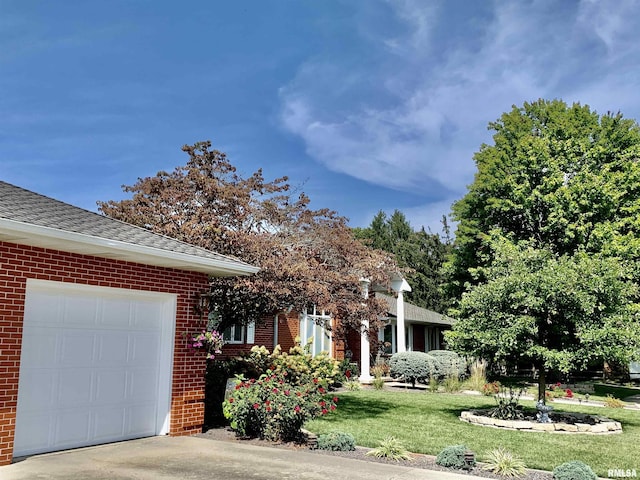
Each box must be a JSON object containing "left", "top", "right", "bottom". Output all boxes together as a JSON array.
[{"left": 279, "top": 0, "right": 640, "bottom": 206}]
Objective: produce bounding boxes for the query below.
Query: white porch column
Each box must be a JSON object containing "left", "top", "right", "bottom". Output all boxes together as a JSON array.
[
  {"left": 359, "top": 278, "right": 373, "bottom": 383},
  {"left": 392, "top": 276, "right": 411, "bottom": 354}
]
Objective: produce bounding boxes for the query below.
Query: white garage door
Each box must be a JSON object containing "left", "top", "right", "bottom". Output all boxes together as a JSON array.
[{"left": 14, "top": 279, "right": 176, "bottom": 457}]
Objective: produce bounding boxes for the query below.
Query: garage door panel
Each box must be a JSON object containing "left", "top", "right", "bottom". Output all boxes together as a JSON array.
[
  {"left": 100, "top": 298, "right": 133, "bottom": 328},
  {"left": 13, "top": 413, "right": 53, "bottom": 454},
  {"left": 130, "top": 332, "right": 161, "bottom": 366},
  {"left": 95, "top": 370, "right": 128, "bottom": 404},
  {"left": 55, "top": 410, "right": 91, "bottom": 447},
  {"left": 18, "top": 332, "right": 57, "bottom": 368},
  {"left": 130, "top": 368, "right": 160, "bottom": 402},
  {"left": 57, "top": 370, "right": 94, "bottom": 406},
  {"left": 127, "top": 405, "right": 157, "bottom": 436},
  {"left": 60, "top": 331, "right": 97, "bottom": 365},
  {"left": 93, "top": 407, "right": 126, "bottom": 441},
  {"left": 62, "top": 296, "right": 99, "bottom": 327},
  {"left": 16, "top": 370, "right": 56, "bottom": 413},
  {"left": 15, "top": 280, "right": 176, "bottom": 458},
  {"left": 23, "top": 291, "right": 63, "bottom": 327},
  {"left": 132, "top": 301, "right": 164, "bottom": 329},
  {"left": 97, "top": 332, "right": 131, "bottom": 366}
]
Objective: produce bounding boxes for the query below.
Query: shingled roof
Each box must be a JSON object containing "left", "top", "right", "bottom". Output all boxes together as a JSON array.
[
  {"left": 377, "top": 292, "right": 454, "bottom": 326},
  {"left": 0, "top": 181, "right": 259, "bottom": 276}
]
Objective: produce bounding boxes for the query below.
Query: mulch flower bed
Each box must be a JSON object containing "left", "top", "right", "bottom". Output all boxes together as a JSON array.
[{"left": 198, "top": 427, "right": 554, "bottom": 480}]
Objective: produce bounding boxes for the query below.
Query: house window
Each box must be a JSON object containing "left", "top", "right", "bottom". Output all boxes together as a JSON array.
[
  {"left": 406, "top": 325, "right": 413, "bottom": 352},
  {"left": 425, "top": 326, "right": 440, "bottom": 351},
  {"left": 379, "top": 324, "right": 395, "bottom": 354},
  {"left": 222, "top": 322, "right": 256, "bottom": 344},
  {"left": 299, "top": 306, "right": 332, "bottom": 356}
]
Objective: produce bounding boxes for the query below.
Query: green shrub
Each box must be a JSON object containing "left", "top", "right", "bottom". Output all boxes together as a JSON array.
[
  {"left": 365, "top": 436, "right": 412, "bottom": 461},
  {"left": 223, "top": 372, "right": 338, "bottom": 441},
  {"left": 372, "top": 376, "right": 385, "bottom": 390},
  {"left": 436, "top": 445, "right": 474, "bottom": 469},
  {"left": 389, "top": 351, "right": 435, "bottom": 387},
  {"left": 344, "top": 380, "right": 362, "bottom": 391},
  {"left": 443, "top": 375, "right": 461, "bottom": 393},
  {"left": 429, "top": 350, "right": 466, "bottom": 379},
  {"left": 317, "top": 431, "right": 356, "bottom": 451},
  {"left": 428, "top": 377, "right": 440, "bottom": 393},
  {"left": 483, "top": 447, "right": 527, "bottom": 477},
  {"left": 552, "top": 460, "right": 597, "bottom": 480}
]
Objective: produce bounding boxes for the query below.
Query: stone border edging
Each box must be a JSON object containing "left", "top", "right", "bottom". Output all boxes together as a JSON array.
[{"left": 460, "top": 411, "right": 622, "bottom": 434}]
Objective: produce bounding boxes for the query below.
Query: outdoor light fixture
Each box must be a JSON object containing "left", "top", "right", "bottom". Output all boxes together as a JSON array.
[
  {"left": 359, "top": 277, "right": 370, "bottom": 299},
  {"left": 463, "top": 450, "right": 475, "bottom": 471},
  {"left": 195, "top": 293, "right": 210, "bottom": 319}
]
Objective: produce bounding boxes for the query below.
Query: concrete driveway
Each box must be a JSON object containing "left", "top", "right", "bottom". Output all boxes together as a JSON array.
[{"left": 2, "top": 436, "right": 485, "bottom": 480}]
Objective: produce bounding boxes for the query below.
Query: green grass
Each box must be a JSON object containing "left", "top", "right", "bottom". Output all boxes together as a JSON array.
[
  {"left": 305, "top": 390, "right": 640, "bottom": 477},
  {"left": 593, "top": 383, "right": 640, "bottom": 400}
]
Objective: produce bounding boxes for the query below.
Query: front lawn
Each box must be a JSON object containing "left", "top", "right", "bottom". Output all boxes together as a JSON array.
[{"left": 305, "top": 390, "right": 640, "bottom": 476}]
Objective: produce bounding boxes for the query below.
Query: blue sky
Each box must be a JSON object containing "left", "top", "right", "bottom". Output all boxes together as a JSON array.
[{"left": 2, "top": 1, "right": 640, "bottom": 231}]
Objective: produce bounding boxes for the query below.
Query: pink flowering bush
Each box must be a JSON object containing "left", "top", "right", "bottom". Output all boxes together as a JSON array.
[
  {"left": 223, "top": 372, "right": 338, "bottom": 441},
  {"left": 187, "top": 329, "right": 224, "bottom": 360}
]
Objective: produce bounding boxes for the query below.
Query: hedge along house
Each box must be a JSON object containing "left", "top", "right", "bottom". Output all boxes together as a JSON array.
[
  {"left": 0, "top": 181, "right": 258, "bottom": 466},
  {"left": 219, "top": 277, "right": 454, "bottom": 382}
]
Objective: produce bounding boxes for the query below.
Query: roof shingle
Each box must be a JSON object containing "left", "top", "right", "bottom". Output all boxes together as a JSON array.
[{"left": 0, "top": 181, "right": 257, "bottom": 275}]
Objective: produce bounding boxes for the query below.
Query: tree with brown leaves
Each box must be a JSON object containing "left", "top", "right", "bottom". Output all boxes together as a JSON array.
[{"left": 98, "top": 141, "right": 399, "bottom": 336}]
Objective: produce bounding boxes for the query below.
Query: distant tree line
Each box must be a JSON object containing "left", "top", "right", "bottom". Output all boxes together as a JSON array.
[{"left": 354, "top": 210, "right": 451, "bottom": 313}]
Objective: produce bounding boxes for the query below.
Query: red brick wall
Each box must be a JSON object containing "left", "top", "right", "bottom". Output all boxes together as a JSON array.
[
  {"left": 219, "top": 312, "right": 345, "bottom": 361},
  {"left": 0, "top": 241, "right": 211, "bottom": 466},
  {"left": 219, "top": 315, "right": 275, "bottom": 358},
  {"left": 277, "top": 312, "right": 300, "bottom": 353}
]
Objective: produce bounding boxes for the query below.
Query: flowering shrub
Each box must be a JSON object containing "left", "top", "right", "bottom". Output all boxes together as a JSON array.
[
  {"left": 223, "top": 372, "right": 338, "bottom": 441},
  {"left": 547, "top": 383, "right": 575, "bottom": 399},
  {"left": 187, "top": 329, "right": 224, "bottom": 360},
  {"left": 238, "top": 340, "right": 340, "bottom": 387}
]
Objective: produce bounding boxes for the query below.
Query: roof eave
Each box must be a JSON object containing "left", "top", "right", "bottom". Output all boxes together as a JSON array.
[{"left": 0, "top": 218, "right": 259, "bottom": 277}]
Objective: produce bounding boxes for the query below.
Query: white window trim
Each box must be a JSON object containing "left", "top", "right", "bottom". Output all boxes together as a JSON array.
[
  {"left": 299, "top": 306, "right": 332, "bottom": 356},
  {"left": 223, "top": 324, "right": 245, "bottom": 344},
  {"left": 222, "top": 322, "right": 256, "bottom": 344}
]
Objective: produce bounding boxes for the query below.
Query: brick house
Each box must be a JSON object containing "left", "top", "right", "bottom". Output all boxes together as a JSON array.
[
  {"left": 0, "top": 181, "right": 258, "bottom": 466},
  {"left": 219, "top": 280, "right": 454, "bottom": 382}
]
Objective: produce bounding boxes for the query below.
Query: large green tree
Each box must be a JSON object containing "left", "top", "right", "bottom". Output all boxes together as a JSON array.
[
  {"left": 445, "top": 99, "right": 640, "bottom": 299},
  {"left": 355, "top": 210, "right": 451, "bottom": 312},
  {"left": 445, "top": 99, "right": 640, "bottom": 396},
  {"left": 446, "top": 236, "right": 639, "bottom": 401}
]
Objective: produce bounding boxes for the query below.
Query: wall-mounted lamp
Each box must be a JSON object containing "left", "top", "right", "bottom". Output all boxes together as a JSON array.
[
  {"left": 195, "top": 293, "right": 210, "bottom": 320},
  {"left": 359, "top": 278, "right": 371, "bottom": 299}
]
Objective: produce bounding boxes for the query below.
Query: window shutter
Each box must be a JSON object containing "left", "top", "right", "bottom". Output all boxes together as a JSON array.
[{"left": 246, "top": 322, "right": 255, "bottom": 344}]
